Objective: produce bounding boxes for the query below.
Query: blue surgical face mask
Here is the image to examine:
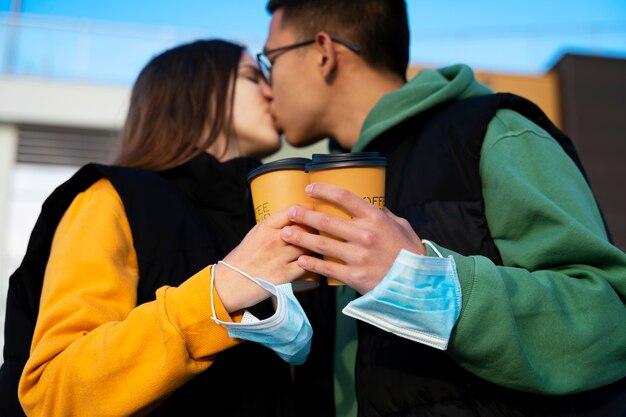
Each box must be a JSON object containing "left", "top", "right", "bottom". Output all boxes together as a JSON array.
[
  {"left": 210, "top": 261, "right": 313, "bottom": 365},
  {"left": 342, "top": 247, "right": 461, "bottom": 351}
]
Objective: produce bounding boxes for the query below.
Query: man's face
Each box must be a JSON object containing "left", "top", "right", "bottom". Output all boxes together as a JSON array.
[{"left": 262, "top": 9, "right": 327, "bottom": 147}]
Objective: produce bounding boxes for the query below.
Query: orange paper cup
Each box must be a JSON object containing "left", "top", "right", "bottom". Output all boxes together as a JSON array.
[
  {"left": 306, "top": 152, "right": 387, "bottom": 285},
  {"left": 248, "top": 158, "right": 321, "bottom": 292}
]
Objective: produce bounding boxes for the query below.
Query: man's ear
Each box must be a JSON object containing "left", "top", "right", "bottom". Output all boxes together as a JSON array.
[{"left": 314, "top": 32, "right": 337, "bottom": 80}]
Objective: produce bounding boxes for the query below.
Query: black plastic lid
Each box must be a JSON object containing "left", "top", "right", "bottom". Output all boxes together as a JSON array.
[
  {"left": 247, "top": 157, "right": 311, "bottom": 182},
  {"left": 305, "top": 152, "right": 387, "bottom": 171}
]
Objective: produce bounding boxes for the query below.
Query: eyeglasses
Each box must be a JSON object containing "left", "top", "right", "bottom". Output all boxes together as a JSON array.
[{"left": 256, "top": 36, "right": 360, "bottom": 86}]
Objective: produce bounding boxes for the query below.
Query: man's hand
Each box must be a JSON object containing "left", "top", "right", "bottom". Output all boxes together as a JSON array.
[{"left": 281, "top": 183, "right": 426, "bottom": 294}]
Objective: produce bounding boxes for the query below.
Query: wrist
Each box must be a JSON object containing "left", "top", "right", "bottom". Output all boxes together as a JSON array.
[{"left": 213, "top": 263, "right": 271, "bottom": 312}]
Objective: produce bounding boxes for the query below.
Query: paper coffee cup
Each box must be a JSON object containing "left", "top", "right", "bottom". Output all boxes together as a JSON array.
[
  {"left": 305, "top": 152, "right": 387, "bottom": 286},
  {"left": 248, "top": 158, "right": 321, "bottom": 292}
]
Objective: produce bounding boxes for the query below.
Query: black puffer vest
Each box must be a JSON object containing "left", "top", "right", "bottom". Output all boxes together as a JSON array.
[
  {"left": 0, "top": 154, "right": 295, "bottom": 416},
  {"left": 352, "top": 93, "right": 624, "bottom": 417}
]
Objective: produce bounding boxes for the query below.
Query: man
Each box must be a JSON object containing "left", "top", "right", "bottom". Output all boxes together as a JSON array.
[{"left": 258, "top": 1, "right": 626, "bottom": 416}]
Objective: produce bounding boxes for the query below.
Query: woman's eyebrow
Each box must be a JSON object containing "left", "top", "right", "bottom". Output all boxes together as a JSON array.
[{"left": 239, "top": 64, "right": 260, "bottom": 73}]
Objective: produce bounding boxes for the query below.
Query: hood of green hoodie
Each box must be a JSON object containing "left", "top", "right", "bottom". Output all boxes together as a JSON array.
[{"left": 353, "top": 64, "right": 493, "bottom": 152}]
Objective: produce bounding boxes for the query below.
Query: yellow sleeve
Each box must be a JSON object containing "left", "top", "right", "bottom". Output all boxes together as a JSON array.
[{"left": 19, "top": 178, "right": 241, "bottom": 417}]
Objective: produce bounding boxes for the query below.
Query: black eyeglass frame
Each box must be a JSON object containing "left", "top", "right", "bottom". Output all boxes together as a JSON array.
[{"left": 256, "top": 36, "right": 360, "bottom": 85}]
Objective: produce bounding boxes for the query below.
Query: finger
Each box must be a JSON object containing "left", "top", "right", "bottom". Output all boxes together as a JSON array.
[
  {"left": 228, "top": 230, "right": 310, "bottom": 270},
  {"left": 287, "top": 205, "right": 367, "bottom": 243},
  {"left": 296, "top": 255, "right": 350, "bottom": 286},
  {"left": 306, "top": 183, "right": 379, "bottom": 219},
  {"left": 281, "top": 225, "right": 352, "bottom": 261},
  {"left": 258, "top": 205, "right": 307, "bottom": 228},
  {"left": 268, "top": 236, "right": 312, "bottom": 262}
]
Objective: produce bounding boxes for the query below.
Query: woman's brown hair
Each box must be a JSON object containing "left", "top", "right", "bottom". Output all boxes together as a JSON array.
[{"left": 113, "top": 39, "right": 244, "bottom": 171}]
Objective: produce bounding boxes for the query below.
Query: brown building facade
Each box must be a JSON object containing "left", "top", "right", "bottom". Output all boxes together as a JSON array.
[
  {"left": 409, "top": 54, "right": 625, "bottom": 250},
  {"left": 552, "top": 54, "right": 626, "bottom": 251}
]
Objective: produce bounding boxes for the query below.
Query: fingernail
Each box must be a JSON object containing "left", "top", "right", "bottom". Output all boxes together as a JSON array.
[
  {"left": 282, "top": 226, "right": 293, "bottom": 238},
  {"left": 305, "top": 184, "right": 315, "bottom": 194},
  {"left": 298, "top": 257, "right": 307, "bottom": 268},
  {"left": 288, "top": 206, "right": 297, "bottom": 219}
]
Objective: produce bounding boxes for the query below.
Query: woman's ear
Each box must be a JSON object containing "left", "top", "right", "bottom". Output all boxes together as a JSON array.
[{"left": 314, "top": 32, "right": 337, "bottom": 80}]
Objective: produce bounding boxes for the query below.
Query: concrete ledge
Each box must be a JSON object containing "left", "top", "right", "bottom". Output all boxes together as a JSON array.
[{"left": 0, "top": 76, "right": 129, "bottom": 130}]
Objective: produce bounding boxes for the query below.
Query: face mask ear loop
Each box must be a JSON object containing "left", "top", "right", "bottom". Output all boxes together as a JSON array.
[
  {"left": 210, "top": 264, "right": 220, "bottom": 321},
  {"left": 422, "top": 239, "right": 444, "bottom": 258},
  {"left": 217, "top": 260, "right": 262, "bottom": 283},
  {"left": 210, "top": 260, "right": 269, "bottom": 322}
]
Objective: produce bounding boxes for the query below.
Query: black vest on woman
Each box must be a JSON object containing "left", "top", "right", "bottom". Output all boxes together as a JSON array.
[
  {"left": 0, "top": 153, "right": 295, "bottom": 416},
  {"left": 295, "top": 93, "right": 624, "bottom": 417}
]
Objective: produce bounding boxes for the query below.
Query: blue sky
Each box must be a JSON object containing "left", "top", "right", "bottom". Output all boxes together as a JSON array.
[{"left": 1, "top": 0, "right": 625, "bottom": 84}]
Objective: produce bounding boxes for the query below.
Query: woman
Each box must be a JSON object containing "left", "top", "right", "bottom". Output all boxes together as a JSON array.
[{"left": 5, "top": 39, "right": 307, "bottom": 416}]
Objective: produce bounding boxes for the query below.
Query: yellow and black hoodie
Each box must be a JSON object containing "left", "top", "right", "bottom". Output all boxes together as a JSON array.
[{"left": 2, "top": 153, "right": 295, "bottom": 416}]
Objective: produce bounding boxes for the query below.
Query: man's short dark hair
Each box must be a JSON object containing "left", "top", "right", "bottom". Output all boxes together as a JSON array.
[{"left": 266, "top": 0, "right": 409, "bottom": 80}]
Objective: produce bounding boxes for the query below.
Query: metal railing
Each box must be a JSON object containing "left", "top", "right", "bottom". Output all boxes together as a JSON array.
[
  {"left": 1, "top": 12, "right": 626, "bottom": 83},
  {"left": 0, "top": 12, "right": 257, "bottom": 84}
]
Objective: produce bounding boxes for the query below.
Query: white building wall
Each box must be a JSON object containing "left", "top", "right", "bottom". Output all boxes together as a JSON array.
[
  {"left": 0, "top": 125, "right": 18, "bottom": 339},
  {"left": 0, "top": 77, "right": 130, "bottom": 358},
  {"left": 0, "top": 76, "right": 130, "bottom": 129}
]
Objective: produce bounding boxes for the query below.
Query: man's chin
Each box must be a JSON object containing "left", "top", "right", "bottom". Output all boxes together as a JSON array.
[
  {"left": 282, "top": 133, "right": 309, "bottom": 148},
  {"left": 273, "top": 119, "right": 326, "bottom": 148}
]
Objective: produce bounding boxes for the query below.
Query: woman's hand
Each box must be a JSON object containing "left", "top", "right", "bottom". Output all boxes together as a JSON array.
[{"left": 215, "top": 208, "right": 309, "bottom": 311}]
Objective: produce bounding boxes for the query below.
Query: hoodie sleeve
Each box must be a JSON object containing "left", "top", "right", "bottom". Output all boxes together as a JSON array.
[
  {"left": 19, "top": 178, "right": 241, "bottom": 417},
  {"left": 435, "top": 109, "right": 626, "bottom": 395}
]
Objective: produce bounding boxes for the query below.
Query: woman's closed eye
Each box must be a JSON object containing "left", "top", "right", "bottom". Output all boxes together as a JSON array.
[{"left": 239, "top": 65, "right": 262, "bottom": 84}]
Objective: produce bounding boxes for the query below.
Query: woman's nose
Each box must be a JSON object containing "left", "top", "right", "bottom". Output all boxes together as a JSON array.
[{"left": 259, "top": 79, "right": 273, "bottom": 100}]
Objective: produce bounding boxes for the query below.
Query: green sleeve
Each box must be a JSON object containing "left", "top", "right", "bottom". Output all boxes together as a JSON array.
[{"left": 434, "top": 109, "right": 626, "bottom": 394}]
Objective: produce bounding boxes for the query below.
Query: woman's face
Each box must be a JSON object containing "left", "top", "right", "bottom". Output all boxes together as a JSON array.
[{"left": 231, "top": 52, "right": 282, "bottom": 158}]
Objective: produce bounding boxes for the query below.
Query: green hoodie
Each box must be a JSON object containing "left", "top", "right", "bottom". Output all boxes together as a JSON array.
[{"left": 340, "top": 65, "right": 626, "bottom": 397}]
